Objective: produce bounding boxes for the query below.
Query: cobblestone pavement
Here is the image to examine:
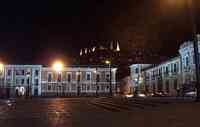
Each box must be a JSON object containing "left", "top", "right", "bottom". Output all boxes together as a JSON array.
[{"left": 0, "top": 97, "right": 199, "bottom": 127}]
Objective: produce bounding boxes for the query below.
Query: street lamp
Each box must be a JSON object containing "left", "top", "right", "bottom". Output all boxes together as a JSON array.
[
  {"left": 77, "top": 69, "right": 81, "bottom": 96},
  {"left": 94, "top": 67, "right": 99, "bottom": 97},
  {"left": 52, "top": 61, "right": 64, "bottom": 97},
  {"left": 105, "top": 60, "right": 112, "bottom": 96}
]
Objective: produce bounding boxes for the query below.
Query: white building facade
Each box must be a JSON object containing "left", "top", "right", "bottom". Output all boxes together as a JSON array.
[
  {"left": 0, "top": 65, "right": 117, "bottom": 97},
  {"left": 0, "top": 65, "right": 42, "bottom": 97},
  {"left": 130, "top": 35, "right": 200, "bottom": 96}
]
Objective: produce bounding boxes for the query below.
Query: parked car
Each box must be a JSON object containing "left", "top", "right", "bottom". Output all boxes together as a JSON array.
[
  {"left": 184, "top": 91, "right": 196, "bottom": 97},
  {"left": 152, "top": 91, "right": 169, "bottom": 97}
]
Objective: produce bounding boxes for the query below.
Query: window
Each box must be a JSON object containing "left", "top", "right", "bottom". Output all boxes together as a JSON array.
[
  {"left": 48, "top": 85, "right": 51, "bottom": 90},
  {"left": 6, "top": 79, "right": 11, "bottom": 83},
  {"left": 96, "top": 74, "right": 100, "bottom": 82},
  {"left": 48, "top": 73, "right": 52, "bottom": 82},
  {"left": 35, "top": 70, "right": 39, "bottom": 76},
  {"left": 16, "top": 79, "right": 20, "bottom": 84},
  {"left": 174, "top": 63, "right": 177, "bottom": 73},
  {"left": 57, "top": 73, "right": 62, "bottom": 82},
  {"left": 76, "top": 72, "right": 81, "bottom": 81},
  {"left": 186, "top": 56, "right": 189, "bottom": 66},
  {"left": 106, "top": 73, "right": 110, "bottom": 81},
  {"left": 16, "top": 70, "right": 25, "bottom": 75},
  {"left": 67, "top": 73, "right": 71, "bottom": 82},
  {"left": 82, "top": 84, "right": 86, "bottom": 90},
  {"left": 135, "top": 68, "right": 139, "bottom": 74},
  {"left": 71, "top": 84, "right": 76, "bottom": 91},
  {"left": 34, "top": 88, "right": 38, "bottom": 96},
  {"left": 171, "top": 63, "right": 173, "bottom": 73},
  {"left": 158, "top": 68, "right": 162, "bottom": 76},
  {"left": 27, "top": 78, "right": 30, "bottom": 84},
  {"left": 26, "top": 69, "right": 31, "bottom": 76},
  {"left": 35, "top": 79, "right": 39, "bottom": 86},
  {"left": 87, "top": 85, "right": 90, "bottom": 90},
  {"left": 21, "top": 79, "right": 24, "bottom": 84},
  {"left": 106, "top": 85, "right": 109, "bottom": 90},
  {"left": 166, "top": 66, "right": 169, "bottom": 75},
  {"left": 86, "top": 72, "right": 91, "bottom": 81},
  {"left": 7, "top": 70, "right": 11, "bottom": 76}
]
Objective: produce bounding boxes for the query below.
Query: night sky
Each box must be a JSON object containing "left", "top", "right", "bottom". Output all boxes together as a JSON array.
[{"left": 0, "top": 0, "right": 199, "bottom": 65}]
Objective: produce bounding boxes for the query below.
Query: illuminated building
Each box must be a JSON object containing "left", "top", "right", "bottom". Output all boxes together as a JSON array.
[
  {"left": 79, "top": 41, "right": 120, "bottom": 65},
  {"left": 130, "top": 34, "right": 200, "bottom": 96},
  {"left": 0, "top": 65, "right": 117, "bottom": 97}
]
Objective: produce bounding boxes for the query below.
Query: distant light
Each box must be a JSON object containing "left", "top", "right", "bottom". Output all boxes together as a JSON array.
[
  {"left": 125, "top": 94, "right": 134, "bottom": 98},
  {"left": 92, "top": 47, "right": 96, "bottom": 52},
  {"left": 105, "top": 60, "right": 111, "bottom": 64},
  {"left": 0, "top": 63, "right": 4, "bottom": 72},
  {"left": 93, "top": 70, "right": 97, "bottom": 73},
  {"left": 80, "top": 49, "right": 83, "bottom": 56},
  {"left": 116, "top": 41, "right": 120, "bottom": 52},
  {"left": 138, "top": 94, "right": 146, "bottom": 97},
  {"left": 85, "top": 48, "right": 87, "bottom": 54},
  {"left": 53, "top": 61, "right": 64, "bottom": 72},
  {"left": 112, "top": 68, "right": 117, "bottom": 72},
  {"left": 7, "top": 103, "right": 12, "bottom": 107}
]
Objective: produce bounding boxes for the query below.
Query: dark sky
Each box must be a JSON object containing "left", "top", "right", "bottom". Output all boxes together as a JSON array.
[{"left": 0, "top": 0, "right": 199, "bottom": 65}]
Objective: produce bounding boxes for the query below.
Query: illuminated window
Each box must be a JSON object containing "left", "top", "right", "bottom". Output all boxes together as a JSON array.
[{"left": 76, "top": 72, "right": 81, "bottom": 81}]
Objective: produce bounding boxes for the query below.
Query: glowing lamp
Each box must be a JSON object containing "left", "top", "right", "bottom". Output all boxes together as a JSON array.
[
  {"left": 105, "top": 60, "right": 111, "bottom": 65},
  {"left": 53, "top": 61, "right": 63, "bottom": 72}
]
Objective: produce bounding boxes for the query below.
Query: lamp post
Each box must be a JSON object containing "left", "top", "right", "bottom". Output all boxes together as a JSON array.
[
  {"left": 53, "top": 61, "right": 63, "bottom": 97},
  {"left": 105, "top": 60, "right": 112, "bottom": 96},
  {"left": 77, "top": 69, "right": 81, "bottom": 96},
  {"left": 94, "top": 67, "right": 99, "bottom": 97},
  {"left": 26, "top": 72, "right": 31, "bottom": 99}
]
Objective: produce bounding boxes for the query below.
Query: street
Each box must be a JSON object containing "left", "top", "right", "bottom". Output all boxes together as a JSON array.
[{"left": 0, "top": 97, "right": 200, "bottom": 127}]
